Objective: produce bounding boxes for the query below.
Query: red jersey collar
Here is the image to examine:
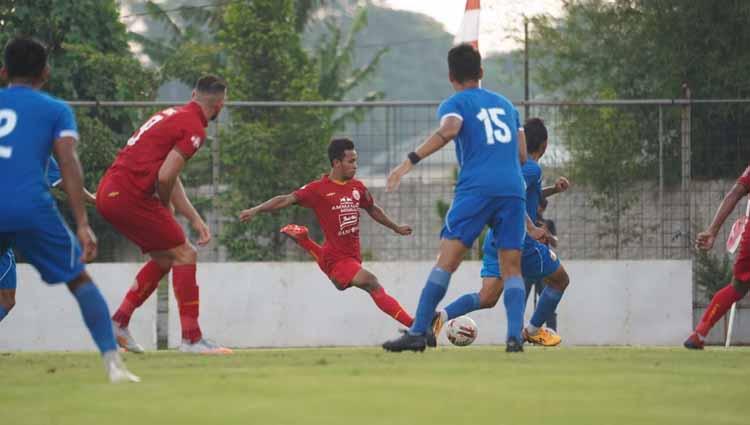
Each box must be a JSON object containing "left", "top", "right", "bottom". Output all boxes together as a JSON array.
[
  {"left": 185, "top": 101, "right": 208, "bottom": 128},
  {"left": 322, "top": 174, "right": 352, "bottom": 186}
]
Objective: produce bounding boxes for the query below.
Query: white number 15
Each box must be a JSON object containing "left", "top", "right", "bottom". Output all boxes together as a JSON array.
[{"left": 476, "top": 107, "right": 512, "bottom": 145}]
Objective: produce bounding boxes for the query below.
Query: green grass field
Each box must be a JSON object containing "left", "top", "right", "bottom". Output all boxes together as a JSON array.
[{"left": 1, "top": 346, "right": 747, "bottom": 425}]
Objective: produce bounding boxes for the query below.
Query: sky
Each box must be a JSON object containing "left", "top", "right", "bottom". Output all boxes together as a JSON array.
[{"left": 378, "top": 0, "right": 564, "bottom": 55}]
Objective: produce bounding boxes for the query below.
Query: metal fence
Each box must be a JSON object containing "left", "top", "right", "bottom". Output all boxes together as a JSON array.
[{"left": 67, "top": 99, "right": 750, "bottom": 271}]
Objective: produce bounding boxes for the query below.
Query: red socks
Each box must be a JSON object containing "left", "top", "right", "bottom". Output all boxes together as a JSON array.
[
  {"left": 172, "top": 264, "right": 202, "bottom": 343},
  {"left": 370, "top": 286, "right": 414, "bottom": 327},
  {"left": 696, "top": 283, "right": 745, "bottom": 337},
  {"left": 297, "top": 238, "right": 324, "bottom": 268},
  {"left": 112, "top": 260, "right": 168, "bottom": 327}
]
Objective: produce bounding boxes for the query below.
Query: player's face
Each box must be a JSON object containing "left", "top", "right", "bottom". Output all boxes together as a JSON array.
[{"left": 337, "top": 150, "right": 358, "bottom": 180}]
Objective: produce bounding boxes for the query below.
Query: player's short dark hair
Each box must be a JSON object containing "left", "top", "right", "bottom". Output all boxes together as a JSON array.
[
  {"left": 194, "top": 74, "right": 227, "bottom": 95},
  {"left": 448, "top": 43, "right": 481, "bottom": 83},
  {"left": 524, "top": 117, "right": 548, "bottom": 153},
  {"left": 3, "top": 37, "right": 48, "bottom": 80},
  {"left": 328, "top": 137, "right": 355, "bottom": 165}
]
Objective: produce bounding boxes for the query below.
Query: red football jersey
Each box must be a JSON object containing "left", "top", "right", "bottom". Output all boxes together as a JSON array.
[
  {"left": 107, "top": 101, "right": 207, "bottom": 196},
  {"left": 738, "top": 165, "right": 750, "bottom": 189},
  {"left": 294, "top": 175, "right": 374, "bottom": 262}
]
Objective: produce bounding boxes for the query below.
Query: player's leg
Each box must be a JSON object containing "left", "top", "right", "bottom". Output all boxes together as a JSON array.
[
  {"left": 494, "top": 197, "right": 527, "bottom": 352},
  {"left": 686, "top": 276, "right": 749, "bottom": 349},
  {"left": 500, "top": 248, "right": 525, "bottom": 352},
  {"left": 281, "top": 224, "right": 324, "bottom": 267},
  {"left": 382, "top": 238, "right": 468, "bottom": 352},
  {"left": 382, "top": 194, "right": 490, "bottom": 352},
  {"left": 523, "top": 252, "right": 566, "bottom": 347},
  {"left": 14, "top": 217, "right": 138, "bottom": 383},
  {"left": 111, "top": 253, "right": 171, "bottom": 353},
  {"left": 349, "top": 266, "right": 414, "bottom": 327},
  {"left": 438, "top": 241, "right": 505, "bottom": 334},
  {"left": 98, "top": 187, "right": 176, "bottom": 353},
  {"left": 167, "top": 242, "right": 228, "bottom": 354},
  {"left": 686, "top": 227, "right": 750, "bottom": 349},
  {"left": 0, "top": 249, "right": 17, "bottom": 322}
]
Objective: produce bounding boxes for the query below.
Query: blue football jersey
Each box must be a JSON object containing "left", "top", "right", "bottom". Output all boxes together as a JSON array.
[
  {"left": 523, "top": 159, "right": 543, "bottom": 223},
  {"left": 437, "top": 88, "right": 525, "bottom": 198},
  {"left": 46, "top": 156, "right": 62, "bottom": 187},
  {"left": 0, "top": 86, "right": 78, "bottom": 228}
]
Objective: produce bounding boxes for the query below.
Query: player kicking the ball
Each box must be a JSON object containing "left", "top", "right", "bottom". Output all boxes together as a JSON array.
[
  {"left": 684, "top": 164, "right": 750, "bottom": 349},
  {"left": 97, "top": 75, "right": 231, "bottom": 354},
  {"left": 239, "top": 138, "right": 416, "bottom": 328}
]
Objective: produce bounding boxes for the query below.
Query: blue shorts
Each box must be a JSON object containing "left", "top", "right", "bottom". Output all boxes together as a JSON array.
[
  {"left": 480, "top": 238, "right": 561, "bottom": 281},
  {"left": 0, "top": 250, "right": 16, "bottom": 290},
  {"left": 0, "top": 206, "right": 84, "bottom": 285},
  {"left": 441, "top": 194, "right": 526, "bottom": 250}
]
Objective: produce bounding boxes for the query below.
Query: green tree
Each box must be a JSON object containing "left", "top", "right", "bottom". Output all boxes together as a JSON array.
[
  {"left": 217, "top": 0, "right": 333, "bottom": 260},
  {"left": 1, "top": 0, "right": 158, "bottom": 260},
  {"left": 528, "top": 0, "right": 750, "bottom": 179}
]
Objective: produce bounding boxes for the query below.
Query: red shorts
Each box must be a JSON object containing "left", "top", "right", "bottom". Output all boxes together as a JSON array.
[
  {"left": 320, "top": 256, "right": 362, "bottom": 290},
  {"left": 734, "top": 224, "right": 750, "bottom": 282},
  {"left": 96, "top": 173, "right": 186, "bottom": 253}
]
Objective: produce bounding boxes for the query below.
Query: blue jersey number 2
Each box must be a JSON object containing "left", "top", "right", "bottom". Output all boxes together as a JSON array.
[{"left": 0, "top": 109, "right": 18, "bottom": 159}]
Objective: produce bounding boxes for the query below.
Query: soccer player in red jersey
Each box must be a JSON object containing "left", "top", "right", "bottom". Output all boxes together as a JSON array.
[
  {"left": 685, "top": 165, "right": 750, "bottom": 349},
  {"left": 96, "top": 75, "right": 231, "bottom": 354},
  {"left": 239, "top": 138, "right": 415, "bottom": 327}
]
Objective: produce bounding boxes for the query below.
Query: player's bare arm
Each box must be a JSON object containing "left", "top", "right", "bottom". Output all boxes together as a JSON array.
[
  {"left": 542, "top": 176, "right": 570, "bottom": 198},
  {"left": 171, "top": 177, "right": 211, "bottom": 246},
  {"left": 526, "top": 214, "right": 551, "bottom": 243},
  {"left": 157, "top": 148, "right": 187, "bottom": 207},
  {"left": 53, "top": 136, "right": 97, "bottom": 262},
  {"left": 364, "top": 203, "right": 412, "bottom": 236},
  {"left": 518, "top": 129, "right": 527, "bottom": 165},
  {"left": 696, "top": 182, "right": 749, "bottom": 250},
  {"left": 386, "top": 116, "right": 462, "bottom": 192},
  {"left": 239, "top": 193, "right": 299, "bottom": 223}
]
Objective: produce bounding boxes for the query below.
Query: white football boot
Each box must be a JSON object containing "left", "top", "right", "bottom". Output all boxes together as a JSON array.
[
  {"left": 114, "top": 326, "right": 145, "bottom": 354},
  {"left": 103, "top": 351, "right": 141, "bottom": 383},
  {"left": 178, "top": 338, "right": 233, "bottom": 355}
]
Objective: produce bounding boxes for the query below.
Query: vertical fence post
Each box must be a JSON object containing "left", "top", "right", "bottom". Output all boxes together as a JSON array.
[
  {"left": 156, "top": 276, "right": 169, "bottom": 350},
  {"left": 658, "top": 105, "right": 664, "bottom": 258},
  {"left": 681, "top": 84, "right": 692, "bottom": 258},
  {"left": 211, "top": 114, "right": 221, "bottom": 261}
]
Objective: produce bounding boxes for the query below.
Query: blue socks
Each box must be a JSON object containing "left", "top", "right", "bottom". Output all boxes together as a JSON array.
[
  {"left": 444, "top": 292, "right": 481, "bottom": 321},
  {"left": 530, "top": 286, "right": 563, "bottom": 329},
  {"left": 410, "top": 267, "right": 452, "bottom": 335},
  {"left": 0, "top": 304, "right": 7, "bottom": 322},
  {"left": 72, "top": 282, "right": 117, "bottom": 353},
  {"left": 503, "top": 275, "right": 526, "bottom": 341}
]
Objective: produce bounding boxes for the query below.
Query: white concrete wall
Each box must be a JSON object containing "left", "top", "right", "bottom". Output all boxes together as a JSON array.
[{"left": 1, "top": 261, "right": 693, "bottom": 351}]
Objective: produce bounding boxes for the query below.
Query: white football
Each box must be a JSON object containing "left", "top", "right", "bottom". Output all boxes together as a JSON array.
[{"left": 446, "top": 316, "right": 478, "bottom": 346}]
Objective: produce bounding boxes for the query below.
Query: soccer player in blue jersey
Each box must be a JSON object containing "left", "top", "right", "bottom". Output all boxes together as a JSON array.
[
  {"left": 0, "top": 37, "right": 138, "bottom": 382},
  {"left": 0, "top": 157, "right": 96, "bottom": 322},
  {"left": 382, "top": 44, "right": 543, "bottom": 352},
  {"left": 434, "top": 118, "right": 572, "bottom": 347}
]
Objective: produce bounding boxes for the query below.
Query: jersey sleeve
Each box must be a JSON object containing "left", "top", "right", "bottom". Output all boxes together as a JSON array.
[
  {"left": 46, "top": 156, "right": 62, "bottom": 188},
  {"left": 738, "top": 166, "right": 750, "bottom": 189},
  {"left": 293, "top": 182, "right": 318, "bottom": 208},
  {"left": 359, "top": 183, "right": 374, "bottom": 209},
  {"left": 53, "top": 103, "right": 79, "bottom": 141},
  {"left": 437, "top": 96, "right": 464, "bottom": 126},
  {"left": 523, "top": 162, "right": 542, "bottom": 192},
  {"left": 173, "top": 122, "right": 205, "bottom": 160}
]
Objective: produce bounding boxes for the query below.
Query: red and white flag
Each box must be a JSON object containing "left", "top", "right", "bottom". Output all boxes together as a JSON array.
[{"left": 455, "top": 0, "right": 480, "bottom": 49}]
